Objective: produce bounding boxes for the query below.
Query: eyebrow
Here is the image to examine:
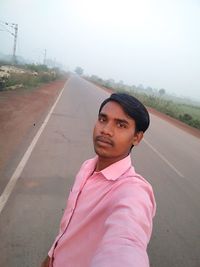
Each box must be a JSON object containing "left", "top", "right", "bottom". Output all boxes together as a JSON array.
[{"left": 99, "top": 112, "right": 130, "bottom": 125}]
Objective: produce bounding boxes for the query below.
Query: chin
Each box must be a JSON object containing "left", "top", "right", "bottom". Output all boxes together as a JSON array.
[{"left": 94, "top": 146, "right": 112, "bottom": 158}]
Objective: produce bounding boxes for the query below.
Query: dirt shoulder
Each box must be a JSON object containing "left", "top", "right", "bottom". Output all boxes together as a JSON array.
[{"left": 0, "top": 80, "right": 67, "bottom": 177}]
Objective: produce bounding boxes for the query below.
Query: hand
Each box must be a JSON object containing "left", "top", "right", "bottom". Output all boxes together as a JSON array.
[{"left": 40, "top": 256, "right": 50, "bottom": 267}]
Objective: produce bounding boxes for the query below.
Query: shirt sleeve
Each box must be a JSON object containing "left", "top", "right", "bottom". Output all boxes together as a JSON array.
[{"left": 90, "top": 181, "right": 156, "bottom": 267}]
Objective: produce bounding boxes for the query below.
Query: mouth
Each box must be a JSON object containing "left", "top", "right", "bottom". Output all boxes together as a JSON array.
[{"left": 95, "top": 136, "right": 114, "bottom": 147}]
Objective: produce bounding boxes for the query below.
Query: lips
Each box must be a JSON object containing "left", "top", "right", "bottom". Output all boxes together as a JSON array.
[{"left": 95, "top": 136, "right": 114, "bottom": 147}]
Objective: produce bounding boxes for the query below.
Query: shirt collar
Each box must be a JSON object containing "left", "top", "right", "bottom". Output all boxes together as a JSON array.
[{"left": 95, "top": 154, "right": 133, "bottom": 181}]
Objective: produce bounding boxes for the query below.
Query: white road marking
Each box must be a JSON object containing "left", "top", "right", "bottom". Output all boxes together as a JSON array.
[
  {"left": 0, "top": 85, "right": 66, "bottom": 214},
  {"left": 143, "top": 138, "right": 184, "bottom": 178}
]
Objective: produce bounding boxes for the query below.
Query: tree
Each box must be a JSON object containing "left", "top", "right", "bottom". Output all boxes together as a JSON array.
[
  {"left": 159, "top": 88, "right": 166, "bottom": 96},
  {"left": 74, "top": 66, "right": 84, "bottom": 75}
]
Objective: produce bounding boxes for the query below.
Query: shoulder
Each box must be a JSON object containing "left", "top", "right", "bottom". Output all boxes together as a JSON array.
[
  {"left": 75, "top": 156, "right": 97, "bottom": 180},
  {"left": 80, "top": 156, "right": 97, "bottom": 169},
  {"left": 75, "top": 157, "right": 97, "bottom": 176},
  {"left": 110, "top": 172, "right": 156, "bottom": 217},
  {"left": 115, "top": 169, "right": 154, "bottom": 195}
]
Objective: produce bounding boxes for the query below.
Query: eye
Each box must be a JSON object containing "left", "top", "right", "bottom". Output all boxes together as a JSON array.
[
  {"left": 98, "top": 116, "right": 106, "bottom": 123},
  {"left": 117, "top": 122, "right": 127, "bottom": 128}
]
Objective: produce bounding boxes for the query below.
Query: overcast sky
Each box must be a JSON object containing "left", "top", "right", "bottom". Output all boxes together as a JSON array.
[{"left": 0, "top": 0, "right": 200, "bottom": 100}]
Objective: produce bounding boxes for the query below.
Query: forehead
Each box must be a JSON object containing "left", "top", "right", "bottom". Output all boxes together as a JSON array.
[{"left": 100, "top": 101, "right": 134, "bottom": 122}]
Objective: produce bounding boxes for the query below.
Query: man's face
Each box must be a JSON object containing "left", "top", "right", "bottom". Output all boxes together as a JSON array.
[{"left": 93, "top": 101, "right": 143, "bottom": 160}]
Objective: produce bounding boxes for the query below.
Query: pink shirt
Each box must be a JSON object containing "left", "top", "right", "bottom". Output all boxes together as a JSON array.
[{"left": 48, "top": 155, "right": 156, "bottom": 267}]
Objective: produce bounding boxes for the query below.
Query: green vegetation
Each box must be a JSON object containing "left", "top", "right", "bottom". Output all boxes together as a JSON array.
[
  {"left": 86, "top": 75, "right": 200, "bottom": 130},
  {"left": 124, "top": 91, "right": 200, "bottom": 129},
  {"left": 25, "top": 63, "right": 49, "bottom": 72},
  {"left": 5, "top": 72, "right": 54, "bottom": 88},
  {"left": 0, "top": 63, "right": 67, "bottom": 91}
]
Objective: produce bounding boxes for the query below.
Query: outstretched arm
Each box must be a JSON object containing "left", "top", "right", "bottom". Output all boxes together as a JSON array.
[{"left": 90, "top": 183, "right": 156, "bottom": 267}]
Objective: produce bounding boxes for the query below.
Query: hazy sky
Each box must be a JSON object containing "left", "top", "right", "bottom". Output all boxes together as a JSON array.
[{"left": 0, "top": 0, "right": 200, "bottom": 100}]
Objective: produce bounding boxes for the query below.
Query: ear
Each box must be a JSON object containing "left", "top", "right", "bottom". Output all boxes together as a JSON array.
[{"left": 132, "top": 131, "right": 144, "bottom": 146}]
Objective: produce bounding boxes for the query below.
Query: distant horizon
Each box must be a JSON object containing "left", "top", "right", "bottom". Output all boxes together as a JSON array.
[
  {"left": 0, "top": 0, "right": 200, "bottom": 101},
  {"left": 84, "top": 73, "right": 200, "bottom": 104},
  {"left": 1, "top": 50, "right": 200, "bottom": 104},
  {"left": 1, "top": 0, "right": 200, "bottom": 102}
]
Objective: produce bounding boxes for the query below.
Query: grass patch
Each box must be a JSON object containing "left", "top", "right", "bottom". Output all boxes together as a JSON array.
[
  {"left": 0, "top": 64, "right": 67, "bottom": 91},
  {"left": 86, "top": 76, "right": 200, "bottom": 130}
]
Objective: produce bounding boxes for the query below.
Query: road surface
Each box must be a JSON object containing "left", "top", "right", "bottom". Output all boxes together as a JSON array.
[{"left": 0, "top": 75, "right": 200, "bottom": 267}]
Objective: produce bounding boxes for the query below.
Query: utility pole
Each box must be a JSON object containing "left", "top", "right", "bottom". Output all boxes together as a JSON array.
[
  {"left": 0, "top": 20, "right": 18, "bottom": 64},
  {"left": 12, "top": 23, "right": 18, "bottom": 64},
  {"left": 43, "top": 49, "right": 47, "bottom": 65}
]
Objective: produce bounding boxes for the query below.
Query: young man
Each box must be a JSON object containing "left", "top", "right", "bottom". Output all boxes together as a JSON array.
[{"left": 41, "top": 93, "right": 156, "bottom": 267}]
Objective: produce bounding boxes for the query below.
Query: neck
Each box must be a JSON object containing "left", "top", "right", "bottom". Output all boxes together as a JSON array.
[{"left": 95, "top": 154, "right": 129, "bottom": 172}]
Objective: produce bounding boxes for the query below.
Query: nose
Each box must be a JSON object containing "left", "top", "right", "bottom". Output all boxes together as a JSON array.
[{"left": 101, "top": 122, "right": 114, "bottom": 136}]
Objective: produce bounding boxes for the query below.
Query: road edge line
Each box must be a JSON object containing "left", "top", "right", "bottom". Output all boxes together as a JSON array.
[{"left": 0, "top": 83, "right": 66, "bottom": 215}]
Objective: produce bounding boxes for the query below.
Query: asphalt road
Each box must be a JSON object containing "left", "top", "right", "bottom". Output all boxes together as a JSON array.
[{"left": 0, "top": 75, "right": 200, "bottom": 267}]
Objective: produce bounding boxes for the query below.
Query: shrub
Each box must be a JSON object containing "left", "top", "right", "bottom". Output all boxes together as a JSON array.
[
  {"left": 25, "top": 64, "right": 48, "bottom": 72},
  {"left": 179, "top": 113, "right": 193, "bottom": 122},
  {"left": 5, "top": 73, "right": 39, "bottom": 87}
]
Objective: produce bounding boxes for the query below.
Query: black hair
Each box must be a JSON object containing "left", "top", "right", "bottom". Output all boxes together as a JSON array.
[{"left": 99, "top": 93, "right": 150, "bottom": 133}]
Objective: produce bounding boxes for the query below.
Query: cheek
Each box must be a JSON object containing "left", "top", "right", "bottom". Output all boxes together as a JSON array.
[
  {"left": 116, "top": 132, "right": 134, "bottom": 147},
  {"left": 93, "top": 123, "right": 99, "bottom": 137}
]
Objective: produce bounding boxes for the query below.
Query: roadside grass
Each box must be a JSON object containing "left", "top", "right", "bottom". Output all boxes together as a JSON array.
[
  {"left": 86, "top": 76, "right": 200, "bottom": 130},
  {"left": 0, "top": 63, "right": 67, "bottom": 91},
  {"left": 178, "top": 104, "right": 200, "bottom": 119},
  {"left": 4, "top": 72, "right": 56, "bottom": 89},
  {"left": 117, "top": 89, "right": 200, "bottom": 130}
]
